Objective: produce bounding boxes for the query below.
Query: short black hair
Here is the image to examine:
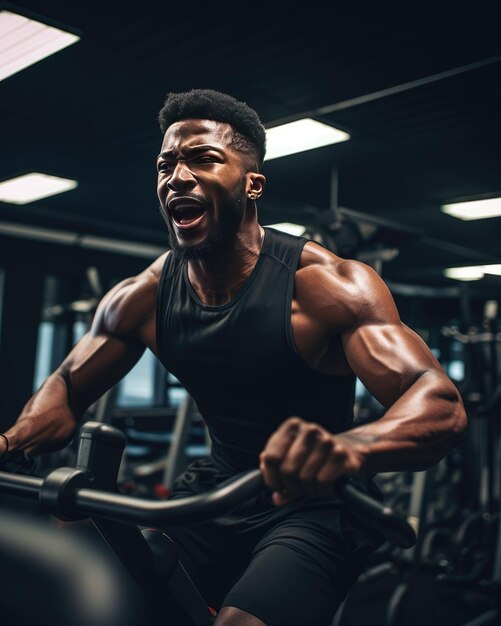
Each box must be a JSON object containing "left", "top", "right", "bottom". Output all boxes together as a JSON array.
[{"left": 158, "top": 89, "right": 266, "bottom": 168}]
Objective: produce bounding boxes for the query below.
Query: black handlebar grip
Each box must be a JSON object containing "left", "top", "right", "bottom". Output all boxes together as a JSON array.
[
  {"left": 77, "top": 422, "right": 127, "bottom": 490},
  {"left": 337, "top": 480, "right": 416, "bottom": 549}
]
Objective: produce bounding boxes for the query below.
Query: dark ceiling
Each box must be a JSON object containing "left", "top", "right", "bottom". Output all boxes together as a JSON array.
[{"left": 1, "top": 0, "right": 501, "bottom": 288}]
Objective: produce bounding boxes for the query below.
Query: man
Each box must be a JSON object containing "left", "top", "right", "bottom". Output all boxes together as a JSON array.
[{"left": 0, "top": 90, "right": 466, "bottom": 626}]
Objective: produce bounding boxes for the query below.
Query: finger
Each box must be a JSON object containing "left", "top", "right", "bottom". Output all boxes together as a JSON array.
[
  {"left": 297, "top": 435, "right": 334, "bottom": 497},
  {"left": 316, "top": 441, "right": 350, "bottom": 496},
  {"left": 279, "top": 423, "right": 325, "bottom": 495},
  {"left": 259, "top": 417, "right": 302, "bottom": 492}
]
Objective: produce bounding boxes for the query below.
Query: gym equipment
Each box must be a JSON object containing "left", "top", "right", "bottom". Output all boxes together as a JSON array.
[
  {"left": 334, "top": 294, "right": 501, "bottom": 626},
  {"left": 0, "top": 421, "right": 416, "bottom": 626},
  {"left": 437, "top": 311, "right": 501, "bottom": 626},
  {"left": 111, "top": 396, "right": 210, "bottom": 499},
  {"left": 343, "top": 298, "right": 501, "bottom": 626},
  {"left": 120, "top": 394, "right": 208, "bottom": 492}
]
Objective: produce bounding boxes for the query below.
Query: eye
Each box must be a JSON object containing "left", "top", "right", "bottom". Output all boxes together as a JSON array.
[
  {"left": 197, "top": 155, "right": 216, "bottom": 164},
  {"left": 158, "top": 161, "right": 174, "bottom": 173}
]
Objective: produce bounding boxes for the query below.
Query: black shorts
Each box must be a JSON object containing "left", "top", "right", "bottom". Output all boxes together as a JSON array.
[{"left": 164, "top": 459, "right": 382, "bottom": 626}]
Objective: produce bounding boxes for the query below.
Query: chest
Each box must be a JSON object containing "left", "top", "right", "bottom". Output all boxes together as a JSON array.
[{"left": 153, "top": 250, "right": 352, "bottom": 375}]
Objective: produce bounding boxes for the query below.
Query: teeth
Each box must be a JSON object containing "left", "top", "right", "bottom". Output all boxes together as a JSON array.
[{"left": 171, "top": 204, "right": 204, "bottom": 215}]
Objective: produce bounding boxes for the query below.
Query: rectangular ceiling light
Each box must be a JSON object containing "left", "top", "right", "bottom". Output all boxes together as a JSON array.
[
  {"left": 0, "top": 173, "right": 78, "bottom": 204},
  {"left": 441, "top": 197, "right": 501, "bottom": 221},
  {"left": 444, "top": 266, "right": 486, "bottom": 281},
  {"left": 0, "top": 9, "right": 79, "bottom": 82},
  {"left": 483, "top": 264, "right": 501, "bottom": 276},
  {"left": 444, "top": 264, "right": 501, "bottom": 281},
  {"left": 264, "top": 118, "right": 350, "bottom": 161},
  {"left": 267, "top": 222, "right": 306, "bottom": 236}
]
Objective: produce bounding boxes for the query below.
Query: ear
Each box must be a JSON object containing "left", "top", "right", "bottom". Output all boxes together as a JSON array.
[{"left": 246, "top": 172, "right": 266, "bottom": 200}]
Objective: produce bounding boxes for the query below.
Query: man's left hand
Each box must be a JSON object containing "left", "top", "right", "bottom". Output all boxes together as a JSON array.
[{"left": 259, "top": 417, "right": 366, "bottom": 506}]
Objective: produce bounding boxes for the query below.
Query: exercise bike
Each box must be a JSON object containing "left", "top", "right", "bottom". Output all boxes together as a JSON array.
[{"left": 0, "top": 422, "right": 416, "bottom": 626}]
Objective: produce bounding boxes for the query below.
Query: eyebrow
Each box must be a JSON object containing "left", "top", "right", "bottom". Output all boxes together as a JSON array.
[{"left": 157, "top": 144, "right": 225, "bottom": 159}]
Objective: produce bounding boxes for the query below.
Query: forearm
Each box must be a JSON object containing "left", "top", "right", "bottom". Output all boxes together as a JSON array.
[
  {"left": 0, "top": 372, "right": 80, "bottom": 458},
  {"left": 343, "top": 371, "right": 467, "bottom": 473}
]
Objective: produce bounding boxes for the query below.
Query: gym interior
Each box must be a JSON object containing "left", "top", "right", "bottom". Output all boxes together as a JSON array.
[{"left": 0, "top": 3, "right": 500, "bottom": 625}]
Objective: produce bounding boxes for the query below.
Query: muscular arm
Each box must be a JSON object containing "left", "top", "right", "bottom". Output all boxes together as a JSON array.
[
  {"left": 0, "top": 255, "right": 166, "bottom": 458},
  {"left": 261, "top": 254, "right": 467, "bottom": 504},
  {"left": 338, "top": 263, "right": 465, "bottom": 472}
]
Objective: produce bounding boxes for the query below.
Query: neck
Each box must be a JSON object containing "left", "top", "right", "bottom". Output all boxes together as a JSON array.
[{"left": 187, "top": 223, "right": 265, "bottom": 306}]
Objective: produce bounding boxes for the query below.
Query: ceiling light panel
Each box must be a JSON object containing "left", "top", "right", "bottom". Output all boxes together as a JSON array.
[
  {"left": 444, "top": 266, "right": 485, "bottom": 281},
  {"left": 264, "top": 118, "right": 350, "bottom": 161},
  {"left": 483, "top": 264, "right": 501, "bottom": 276},
  {"left": 441, "top": 197, "right": 501, "bottom": 221},
  {"left": 445, "top": 264, "right": 501, "bottom": 281},
  {"left": 267, "top": 223, "right": 306, "bottom": 236},
  {"left": 0, "top": 10, "right": 79, "bottom": 82},
  {"left": 0, "top": 173, "right": 78, "bottom": 204}
]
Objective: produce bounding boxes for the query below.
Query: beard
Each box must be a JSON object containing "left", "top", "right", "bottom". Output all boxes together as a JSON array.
[{"left": 159, "top": 180, "right": 246, "bottom": 261}]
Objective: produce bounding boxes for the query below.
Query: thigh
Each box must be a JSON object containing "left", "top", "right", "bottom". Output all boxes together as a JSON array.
[
  {"left": 223, "top": 542, "right": 346, "bottom": 626},
  {"left": 165, "top": 522, "right": 239, "bottom": 609},
  {"left": 221, "top": 504, "right": 378, "bottom": 626}
]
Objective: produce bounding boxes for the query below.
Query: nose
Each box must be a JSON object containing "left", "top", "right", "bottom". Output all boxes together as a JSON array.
[{"left": 166, "top": 161, "right": 196, "bottom": 192}]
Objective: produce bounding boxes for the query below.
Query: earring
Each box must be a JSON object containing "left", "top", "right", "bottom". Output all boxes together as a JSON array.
[{"left": 248, "top": 193, "right": 256, "bottom": 200}]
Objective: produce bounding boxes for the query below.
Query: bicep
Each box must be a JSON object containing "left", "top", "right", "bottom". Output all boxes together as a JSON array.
[
  {"left": 317, "top": 261, "right": 445, "bottom": 407},
  {"left": 342, "top": 321, "right": 443, "bottom": 407}
]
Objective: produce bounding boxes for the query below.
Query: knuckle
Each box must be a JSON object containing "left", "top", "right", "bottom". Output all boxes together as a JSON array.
[
  {"left": 319, "top": 436, "right": 334, "bottom": 452},
  {"left": 304, "top": 423, "right": 321, "bottom": 437},
  {"left": 285, "top": 417, "right": 302, "bottom": 430},
  {"left": 260, "top": 451, "right": 281, "bottom": 467},
  {"left": 330, "top": 444, "right": 348, "bottom": 462}
]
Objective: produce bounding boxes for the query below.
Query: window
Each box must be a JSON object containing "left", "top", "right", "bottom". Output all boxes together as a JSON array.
[
  {"left": 167, "top": 372, "right": 188, "bottom": 408},
  {"left": 116, "top": 349, "right": 157, "bottom": 407},
  {"left": 33, "top": 322, "right": 55, "bottom": 391},
  {"left": 73, "top": 320, "right": 87, "bottom": 344}
]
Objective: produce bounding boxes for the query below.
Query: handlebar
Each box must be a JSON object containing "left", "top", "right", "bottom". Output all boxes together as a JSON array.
[
  {"left": 0, "top": 423, "right": 416, "bottom": 549},
  {"left": 0, "top": 469, "right": 416, "bottom": 549}
]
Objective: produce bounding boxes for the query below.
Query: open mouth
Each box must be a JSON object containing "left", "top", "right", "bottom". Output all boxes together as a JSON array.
[{"left": 170, "top": 204, "right": 207, "bottom": 229}]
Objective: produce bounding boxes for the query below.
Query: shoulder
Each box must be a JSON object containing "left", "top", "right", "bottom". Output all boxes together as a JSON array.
[
  {"left": 92, "top": 252, "right": 171, "bottom": 337},
  {"left": 295, "top": 241, "right": 399, "bottom": 330}
]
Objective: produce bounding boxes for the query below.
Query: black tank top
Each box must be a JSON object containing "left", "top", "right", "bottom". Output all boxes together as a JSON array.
[{"left": 156, "top": 227, "right": 356, "bottom": 475}]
